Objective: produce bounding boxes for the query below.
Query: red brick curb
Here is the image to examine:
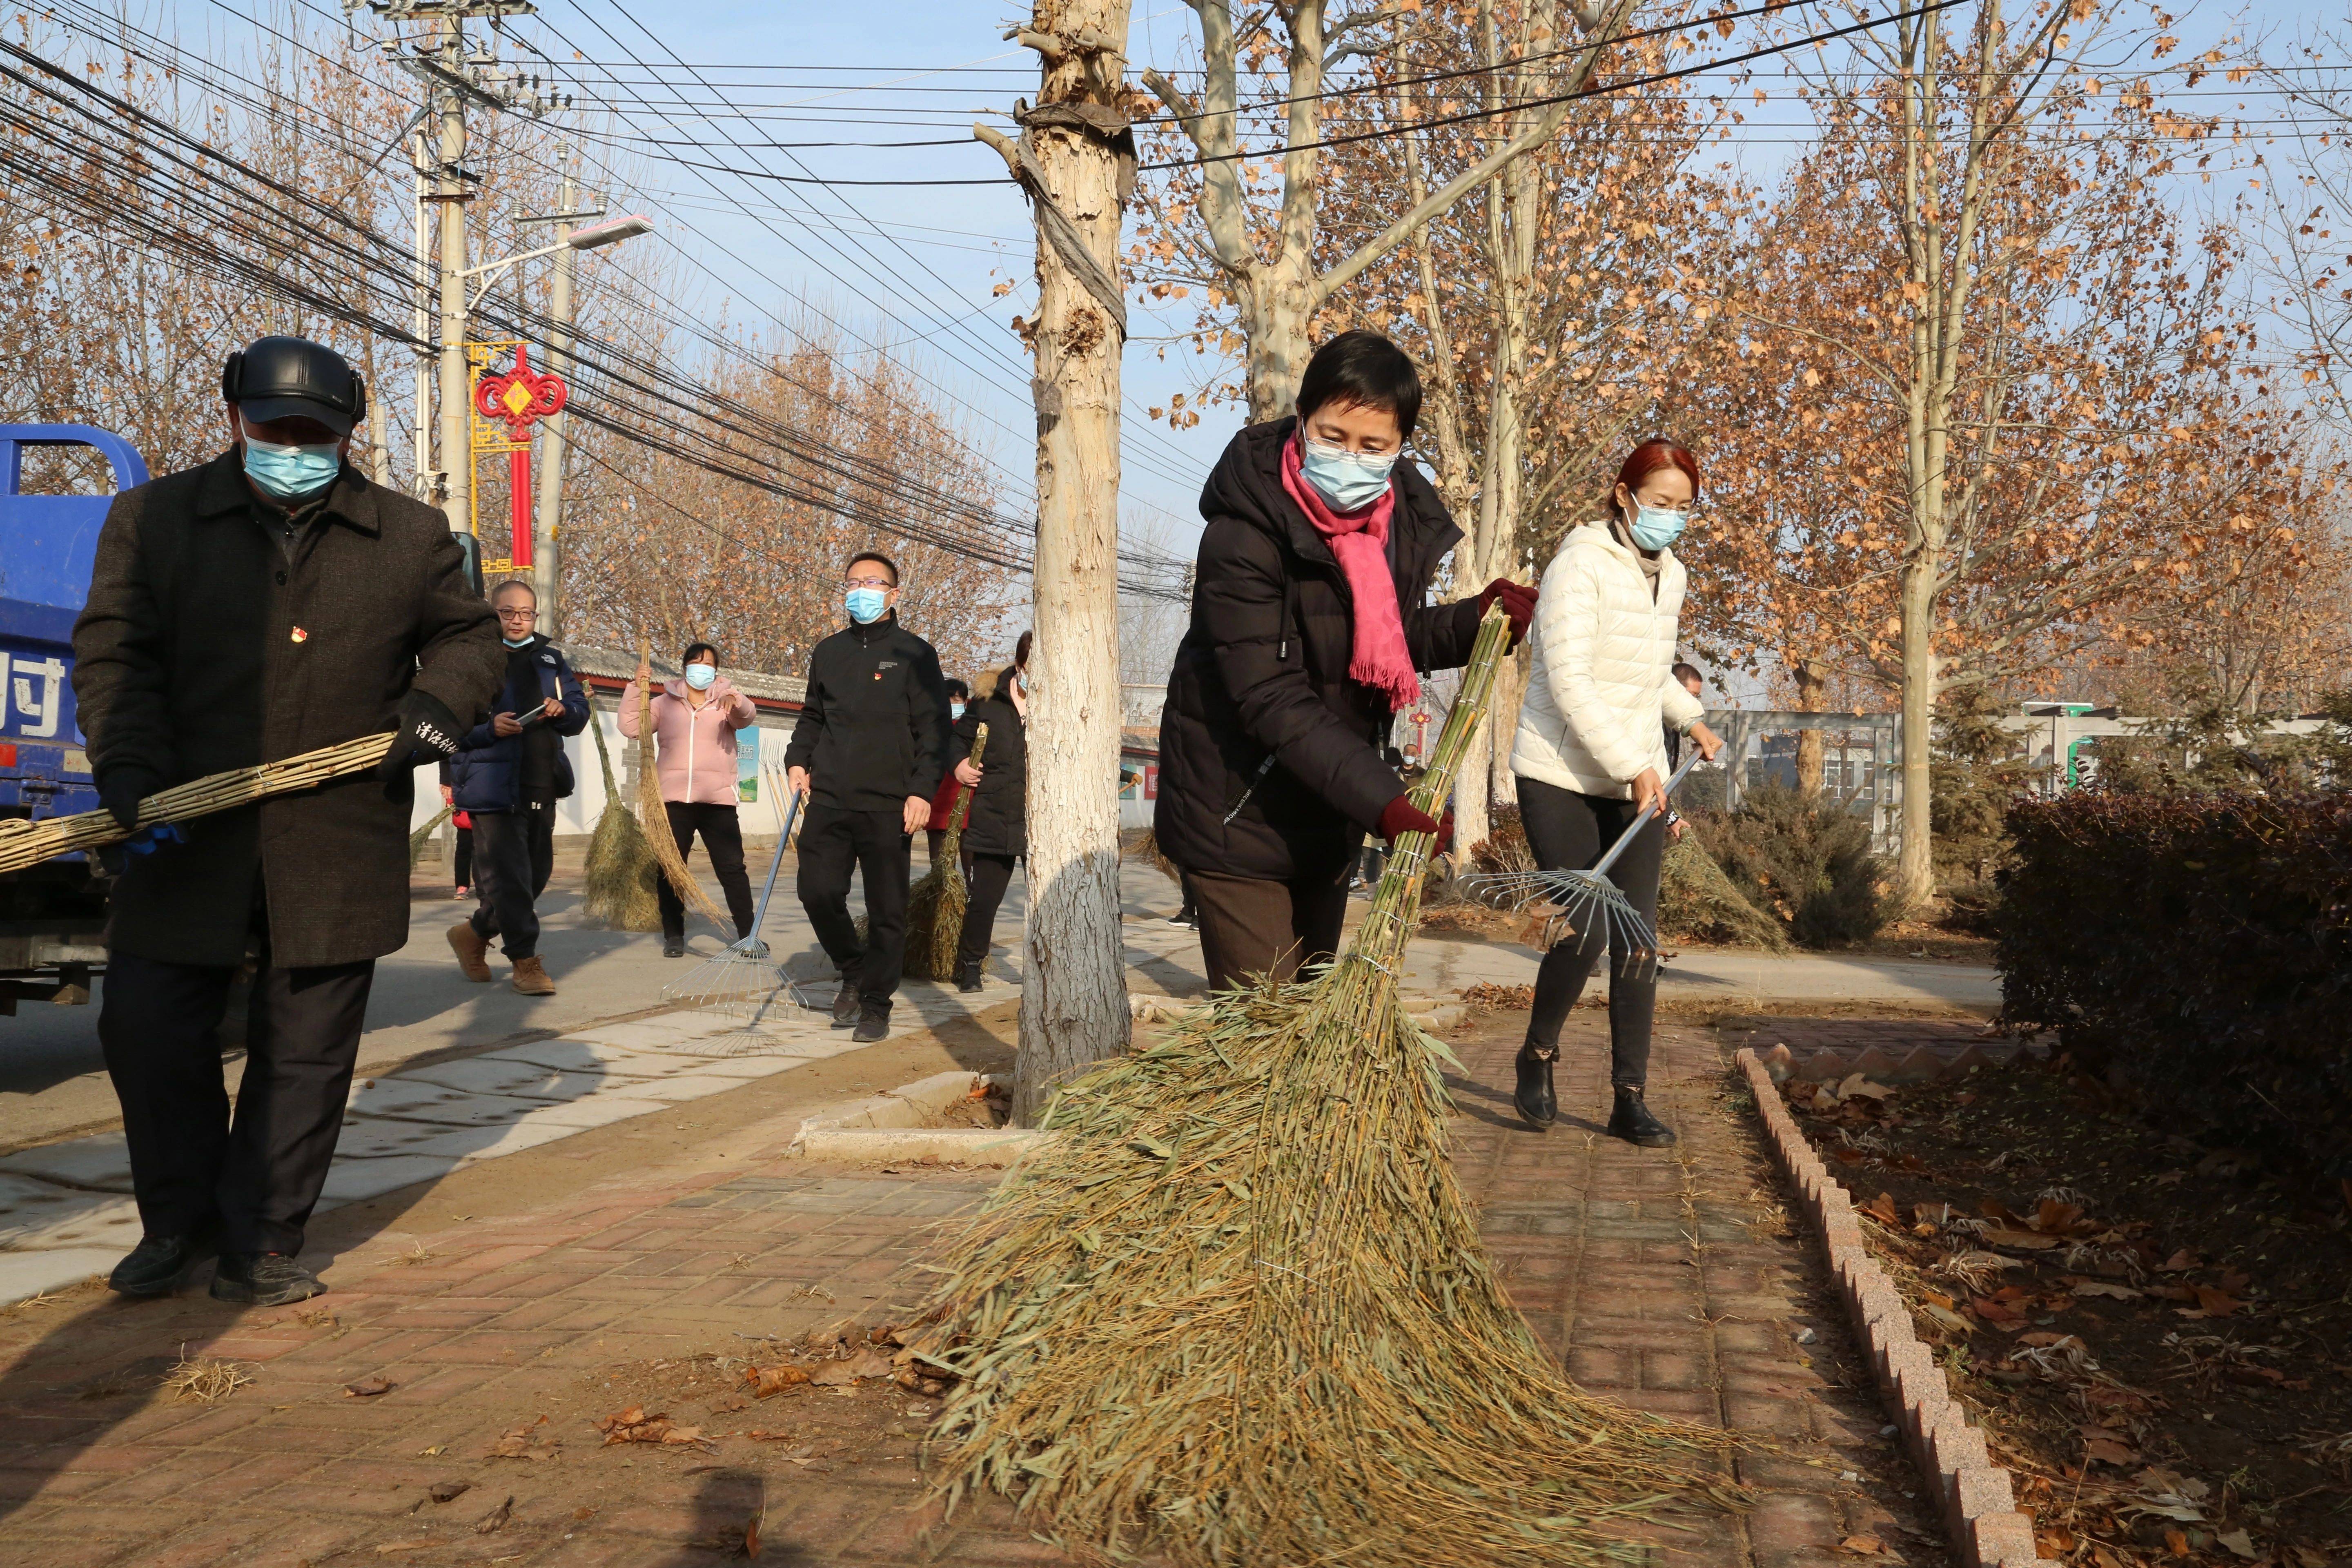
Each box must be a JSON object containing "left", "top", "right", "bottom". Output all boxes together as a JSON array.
[{"left": 1733, "top": 1046, "right": 2051, "bottom": 1568}]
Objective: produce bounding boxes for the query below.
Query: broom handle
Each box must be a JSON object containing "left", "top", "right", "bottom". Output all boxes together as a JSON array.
[
  {"left": 747, "top": 766, "right": 802, "bottom": 940},
  {"left": 1588, "top": 748, "right": 1705, "bottom": 880}
]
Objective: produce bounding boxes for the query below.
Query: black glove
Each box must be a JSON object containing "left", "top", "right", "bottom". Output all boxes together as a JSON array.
[
  {"left": 375, "top": 689, "right": 465, "bottom": 785},
  {"left": 97, "top": 765, "right": 160, "bottom": 832}
]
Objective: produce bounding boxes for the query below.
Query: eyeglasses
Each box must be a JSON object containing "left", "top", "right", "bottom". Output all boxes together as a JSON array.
[
  {"left": 495, "top": 604, "right": 537, "bottom": 619},
  {"left": 1634, "top": 497, "right": 1697, "bottom": 518},
  {"left": 844, "top": 575, "right": 894, "bottom": 590}
]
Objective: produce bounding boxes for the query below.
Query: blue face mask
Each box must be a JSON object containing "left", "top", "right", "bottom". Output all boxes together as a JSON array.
[
  {"left": 1629, "top": 502, "right": 1689, "bottom": 552},
  {"left": 950, "top": 701, "right": 965, "bottom": 721},
  {"left": 502, "top": 635, "right": 534, "bottom": 649},
  {"left": 240, "top": 423, "right": 342, "bottom": 501},
  {"left": 684, "top": 663, "right": 716, "bottom": 690},
  {"left": 845, "top": 586, "right": 889, "bottom": 624},
  {"left": 1298, "top": 435, "right": 1398, "bottom": 514}
]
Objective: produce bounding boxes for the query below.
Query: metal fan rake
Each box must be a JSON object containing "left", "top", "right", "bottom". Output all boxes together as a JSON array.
[
  {"left": 1459, "top": 750, "right": 1703, "bottom": 976},
  {"left": 661, "top": 764, "right": 819, "bottom": 1055}
]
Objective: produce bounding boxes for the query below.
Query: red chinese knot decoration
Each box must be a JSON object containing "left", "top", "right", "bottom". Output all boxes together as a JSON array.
[{"left": 471, "top": 344, "right": 568, "bottom": 570}]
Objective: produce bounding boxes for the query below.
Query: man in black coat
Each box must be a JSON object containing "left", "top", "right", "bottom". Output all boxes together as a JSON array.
[
  {"left": 72, "top": 335, "right": 503, "bottom": 1306},
  {"left": 783, "top": 550, "right": 950, "bottom": 1042},
  {"left": 945, "top": 637, "right": 1029, "bottom": 992},
  {"left": 444, "top": 579, "right": 590, "bottom": 996}
]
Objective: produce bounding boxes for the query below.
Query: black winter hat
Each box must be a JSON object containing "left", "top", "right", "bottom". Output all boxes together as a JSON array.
[{"left": 221, "top": 335, "right": 366, "bottom": 435}]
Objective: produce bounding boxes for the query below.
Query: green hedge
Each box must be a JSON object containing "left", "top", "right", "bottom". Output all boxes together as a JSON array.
[{"left": 1998, "top": 791, "right": 2352, "bottom": 1178}]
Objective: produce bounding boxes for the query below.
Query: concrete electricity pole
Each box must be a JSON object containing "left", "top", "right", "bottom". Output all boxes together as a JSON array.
[
  {"left": 531, "top": 164, "right": 578, "bottom": 637},
  {"left": 976, "top": 0, "right": 1135, "bottom": 1123},
  {"left": 433, "top": 13, "right": 473, "bottom": 536}
]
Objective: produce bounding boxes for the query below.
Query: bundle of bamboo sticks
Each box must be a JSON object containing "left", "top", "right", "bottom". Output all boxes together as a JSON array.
[{"left": 0, "top": 732, "right": 398, "bottom": 878}]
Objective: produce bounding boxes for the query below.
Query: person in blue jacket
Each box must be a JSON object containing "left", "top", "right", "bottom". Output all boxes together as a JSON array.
[{"left": 444, "top": 579, "right": 589, "bottom": 994}]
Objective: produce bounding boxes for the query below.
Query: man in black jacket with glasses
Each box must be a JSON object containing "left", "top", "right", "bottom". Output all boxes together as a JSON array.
[{"left": 784, "top": 551, "right": 951, "bottom": 1043}]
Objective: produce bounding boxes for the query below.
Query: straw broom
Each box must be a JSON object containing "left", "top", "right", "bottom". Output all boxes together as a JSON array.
[
  {"left": 899, "top": 724, "right": 988, "bottom": 981},
  {"left": 581, "top": 689, "right": 662, "bottom": 931},
  {"left": 915, "top": 605, "right": 1743, "bottom": 1568},
  {"left": 632, "top": 641, "right": 733, "bottom": 933},
  {"left": 0, "top": 732, "right": 397, "bottom": 877}
]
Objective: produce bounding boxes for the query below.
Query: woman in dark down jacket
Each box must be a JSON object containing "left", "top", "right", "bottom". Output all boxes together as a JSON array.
[
  {"left": 946, "top": 635, "right": 1029, "bottom": 992},
  {"left": 1153, "top": 331, "right": 1536, "bottom": 989}
]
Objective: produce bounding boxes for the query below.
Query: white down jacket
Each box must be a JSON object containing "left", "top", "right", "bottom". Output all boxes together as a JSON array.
[{"left": 1510, "top": 520, "right": 1705, "bottom": 800}]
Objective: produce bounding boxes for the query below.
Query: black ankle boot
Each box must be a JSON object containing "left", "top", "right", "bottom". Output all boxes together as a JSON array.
[
  {"left": 1608, "top": 1083, "right": 1675, "bottom": 1147},
  {"left": 1513, "top": 1042, "right": 1557, "bottom": 1127}
]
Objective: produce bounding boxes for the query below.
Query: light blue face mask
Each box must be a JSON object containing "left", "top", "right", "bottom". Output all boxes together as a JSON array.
[
  {"left": 845, "top": 586, "right": 889, "bottom": 624},
  {"left": 684, "top": 662, "right": 716, "bottom": 690},
  {"left": 240, "top": 423, "right": 342, "bottom": 501},
  {"left": 1629, "top": 502, "right": 1689, "bottom": 552},
  {"left": 950, "top": 701, "right": 965, "bottom": 721},
  {"left": 1299, "top": 435, "right": 1398, "bottom": 513},
  {"left": 502, "top": 635, "right": 534, "bottom": 649}
]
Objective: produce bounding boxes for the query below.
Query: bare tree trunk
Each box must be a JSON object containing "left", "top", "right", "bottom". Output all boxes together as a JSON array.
[
  {"left": 1793, "top": 657, "right": 1828, "bottom": 796},
  {"left": 984, "top": 0, "right": 1134, "bottom": 1125}
]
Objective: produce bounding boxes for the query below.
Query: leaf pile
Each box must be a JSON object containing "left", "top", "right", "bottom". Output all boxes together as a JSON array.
[{"left": 595, "top": 1406, "right": 708, "bottom": 1448}]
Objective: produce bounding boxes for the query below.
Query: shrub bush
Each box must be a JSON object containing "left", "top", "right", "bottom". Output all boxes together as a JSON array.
[
  {"left": 1999, "top": 790, "right": 2352, "bottom": 1179},
  {"left": 1690, "top": 785, "right": 1891, "bottom": 947}
]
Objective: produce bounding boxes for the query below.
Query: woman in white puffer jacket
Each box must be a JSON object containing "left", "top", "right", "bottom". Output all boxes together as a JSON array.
[{"left": 1508, "top": 438, "right": 1723, "bottom": 1147}]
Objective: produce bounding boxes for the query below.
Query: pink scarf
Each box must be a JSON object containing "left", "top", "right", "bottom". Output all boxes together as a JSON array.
[{"left": 1279, "top": 433, "right": 1421, "bottom": 710}]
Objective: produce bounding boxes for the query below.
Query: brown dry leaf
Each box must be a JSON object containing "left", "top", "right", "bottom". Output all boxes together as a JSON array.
[
  {"left": 2215, "top": 1530, "right": 2258, "bottom": 1560},
  {"left": 2157, "top": 1248, "right": 2198, "bottom": 1272},
  {"left": 475, "top": 1495, "right": 514, "bottom": 1534},
  {"left": 2085, "top": 1437, "right": 2138, "bottom": 1466},
  {"left": 1979, "top": 1226, "right": 2061, "bottom": 1250},
  {"left": 2032, "top": 1198, "right": 2090, "bottom": 1234},
  {"left": 2191, "top": 1286, "right": 2245, "bottom": 1318},
  {"left": 1840, "top": 1536, "right": 1884, "bottom": 1555},
  {"left": 488, "top": 1417, "right": 559, "bottom": 1461},
  {"left": 1862, "top": 1192, "right": 1900, "bottom": 1225},
  {"left": 2068, "top": 1278, "right": 2145, "bottom": 1300},
  {"left": 2093, "top": 1548, "right": 2126, "bottom": 1568},
  {"left": 746, "top": 1509, "right": 762, "bottom": 1560},
  {"left": 427, "top": 1479, "right": 471, "bottom": 1503},
  {"left": 745, "top": 1364, "right": 811, "bottom": 1398},
  {"left": 2164, "top": 1529, "right": 2189, "bottom": 1556},
  {"left": 344, "top": 1375, "right": 396, "bottom": 1399},
  {"left": 809, "top": 1349, "right": 894, "bottom": 1388}
]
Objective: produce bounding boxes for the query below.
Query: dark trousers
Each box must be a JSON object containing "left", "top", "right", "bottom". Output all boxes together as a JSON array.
[
  {"left": 956, "top": 852, "right": 1020, "bottom": 971},
  {"left": 660, "top": 801, "right": 755, "bottom": 941},
  {"left": 468, "top": 800, "right": 554, "bottom": 960},
  {"left": 1189, "top": 869, "right": 1351, "bottom": 992},
  {"left": 1517, "top": 775, "right": 1665, "bottom": 1087},
  {"left": 798, "top": 805, "right": 911, "bottom": 1013},
  {"left": 452, "top": 825, "right": 472, "bottom": 889},
  {"left": 100, "top": 941, "right": 374, "bottom": 1256}
]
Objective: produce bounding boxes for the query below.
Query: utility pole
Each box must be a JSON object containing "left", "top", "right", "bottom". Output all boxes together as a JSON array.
[
  {"left": 410, "top": 130, "right": 436, "bottom": 502},
  {"left": 532, "top": 160, "right": 577, "bottom": 637},
  {"left": 433, "top": 13, "right": 472, "bottom": 536},
  {"left": 976, "top": 0, "right": 1135, "bottom": 1123}
]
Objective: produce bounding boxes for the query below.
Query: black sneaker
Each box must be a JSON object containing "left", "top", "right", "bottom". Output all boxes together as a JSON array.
[
  {"left": 953, "top": 961, "right": 983, "bottom": 994},
  {"left": 662, "top": 938, "right": 686, "bottom": 958},
  {"left": 831, "top": 973, "right": 862, "bottom": 1027},
  {"left": 211, "top": 1252, "right": 325, "bottom": 1307},
  {"left": 1166, "top": 912, "right": 1196, "bottom": 929},
  {"left": 851, "top": 1007, "right": 889, "bottom": 1044},
  {"left": 1607, "top": 1084, "right": 1677, "bottom": 1148},
  {"left": 108, "top": 1233, "right": 209, "bottom": 1298}
]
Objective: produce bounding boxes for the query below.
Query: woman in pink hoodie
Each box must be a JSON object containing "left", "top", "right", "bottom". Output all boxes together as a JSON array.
[{"left": 618, "top": 641, "right": 760, "bottom": 956}]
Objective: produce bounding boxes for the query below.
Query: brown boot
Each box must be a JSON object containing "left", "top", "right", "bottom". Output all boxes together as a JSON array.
[
  {"left": 447, "top": 922, "right": 492, "bottom": 983},
  {"left": 510, "top": 955, "right": 556, "bottom": 996}
]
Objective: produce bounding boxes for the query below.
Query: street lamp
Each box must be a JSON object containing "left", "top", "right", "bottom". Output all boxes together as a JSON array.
[{"left": 461, "top": 211, "right": 652, "bottom": 305}]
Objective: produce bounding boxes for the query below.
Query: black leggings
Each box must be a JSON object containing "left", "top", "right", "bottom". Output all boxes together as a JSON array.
[{"left": 1516, "top": 775, "right": 1666, "bottom": 1088}]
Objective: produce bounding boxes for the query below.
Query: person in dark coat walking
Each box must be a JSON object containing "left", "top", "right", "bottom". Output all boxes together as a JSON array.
[
  {"left": 444, "top": 579, "right": 590, "bottom": 994},
  {"left": 72, "top": 334, "right": 504, "bottom": 1306},
  {"left": 947, "top": 635, "right": 1029, "bottom": 992},
  {"left": 783, "top": 551, "right": 951, "bottom": 1042},
  {"left": 1154, "top": 331, "right": 1536, "bottom": 989}
]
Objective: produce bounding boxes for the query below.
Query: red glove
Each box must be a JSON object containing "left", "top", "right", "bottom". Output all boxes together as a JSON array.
[
  {"left": 1476, "top": 579, "right": 1538, "bottom": 649},
  {"left": 1377, "top": 796, "right": 1455, "bottom": 854}
]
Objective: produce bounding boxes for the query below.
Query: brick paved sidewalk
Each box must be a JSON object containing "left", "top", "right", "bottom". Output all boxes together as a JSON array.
[{"left": 0, "top": 1013, "right": 1953, "bottom": 1568}]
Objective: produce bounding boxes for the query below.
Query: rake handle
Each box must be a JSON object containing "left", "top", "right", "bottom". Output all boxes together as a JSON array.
[
  {"left": 1587, "top": 748, "right": 1705, "bottom": 880},
  {"left": 746, "top": 768, "right": 803, "bottom": 942}
]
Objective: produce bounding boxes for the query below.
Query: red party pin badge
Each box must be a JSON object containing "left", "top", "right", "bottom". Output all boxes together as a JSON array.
[{"left": 290, "top": 626, "right": 310, "bottom": 644}]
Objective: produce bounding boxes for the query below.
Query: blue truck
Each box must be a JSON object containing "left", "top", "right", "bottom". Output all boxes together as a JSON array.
[{"left": 0, "top": 424, "right": 149, "bottom": 1013}]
